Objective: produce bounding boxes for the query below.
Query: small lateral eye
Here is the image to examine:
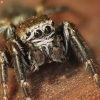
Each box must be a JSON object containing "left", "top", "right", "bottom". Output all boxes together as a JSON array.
[
  {"left": 34, "top": 30, "right": 42, "bottom": 38},
  {"left": 52, "top": 21, "right": 54, "bottom": 26},
  {"left": 44, "top": 26, "right": 51, "bottom": 34},
  {"left": 26, "top": 32, "right": 31, "bottom": 36}
]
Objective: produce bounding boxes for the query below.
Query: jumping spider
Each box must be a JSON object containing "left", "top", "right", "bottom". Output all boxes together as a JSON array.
[{"left": 0, "top": 2, "right": 99, "bottom": 100}]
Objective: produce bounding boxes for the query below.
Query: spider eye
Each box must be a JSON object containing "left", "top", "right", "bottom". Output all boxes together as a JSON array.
[
  {"left": 26, "top": 32, "right": 31, "bottom": 36},
  {"left": 52, "top": 21, "right": 54, "bottom": 27},
  {"left": 44, "top": 26, "right": 51, "bottom": 34},
  {"left": 34, "top": 30, "right": 42, "bottom": 38}
]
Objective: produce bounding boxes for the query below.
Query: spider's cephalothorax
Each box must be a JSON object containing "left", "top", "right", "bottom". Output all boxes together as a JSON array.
[
  {"left": 0, "top": 3, "right": 100, "bottom": 100},
  {"left": 16, "top": 15, "right": 66, "bottom": 71}
]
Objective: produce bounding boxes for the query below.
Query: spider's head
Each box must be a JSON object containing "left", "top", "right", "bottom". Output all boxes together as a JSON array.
[{"left": 16, "top": 15, "right": 55, "bottom": 43}]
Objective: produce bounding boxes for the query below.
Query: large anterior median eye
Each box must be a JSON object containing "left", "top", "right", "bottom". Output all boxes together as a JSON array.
[
  {"left": 34, "top": 29, "right": 42, "bottom": 38},
  {"left": 44, "top": 26, "right": 52, "bottom": 34}
]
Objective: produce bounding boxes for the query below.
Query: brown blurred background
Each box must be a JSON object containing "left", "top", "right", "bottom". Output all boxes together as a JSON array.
[{"left": 1, "top": 0, "right": 100, "bottom": 100}]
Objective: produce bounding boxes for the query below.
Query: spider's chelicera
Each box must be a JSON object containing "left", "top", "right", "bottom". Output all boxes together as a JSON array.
[{"left": 0, "top": 3, "right": 99, "bottom": 100}]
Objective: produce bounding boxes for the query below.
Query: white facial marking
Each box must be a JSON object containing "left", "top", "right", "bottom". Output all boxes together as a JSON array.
[
  {"left": 26, "top": 20, "right": 55, "bottom": 55},
  {"left": 26, "top": 20, "right": 54, "bottom": 41}
]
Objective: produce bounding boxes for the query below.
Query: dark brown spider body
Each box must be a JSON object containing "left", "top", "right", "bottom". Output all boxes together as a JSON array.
[{"left": 0, "top": 2, "right": 99, "bottom": 100}]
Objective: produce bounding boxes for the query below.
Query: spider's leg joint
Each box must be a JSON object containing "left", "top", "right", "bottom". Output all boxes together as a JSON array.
[
  {"left": 63, "top": 21, "right": 70, "bottom": 41},
  {"left": 0, "top": 51, "right": 8, "bottom": 100},
  {"left": 61, "top": 21, "right": 100, "bottom": 86},
  {"left": 85, "top": 59, "right": 100, "bottom": 85}
]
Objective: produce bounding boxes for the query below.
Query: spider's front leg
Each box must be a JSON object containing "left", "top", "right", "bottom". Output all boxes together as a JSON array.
[
  {"left": 0, "top": 51, "right": 8, "bottom": 100},
  {"left": 0, "top": 19, "right": 11, "bottom": 100},
  {"left": 59, "top": 21, "right": 100, "bottom": 86},
  {"left": 6, "top": 39, "right": 31, "bottom": 100},
  {"left": 0, "top": 18, "right": 31, "bottom": 99}
]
